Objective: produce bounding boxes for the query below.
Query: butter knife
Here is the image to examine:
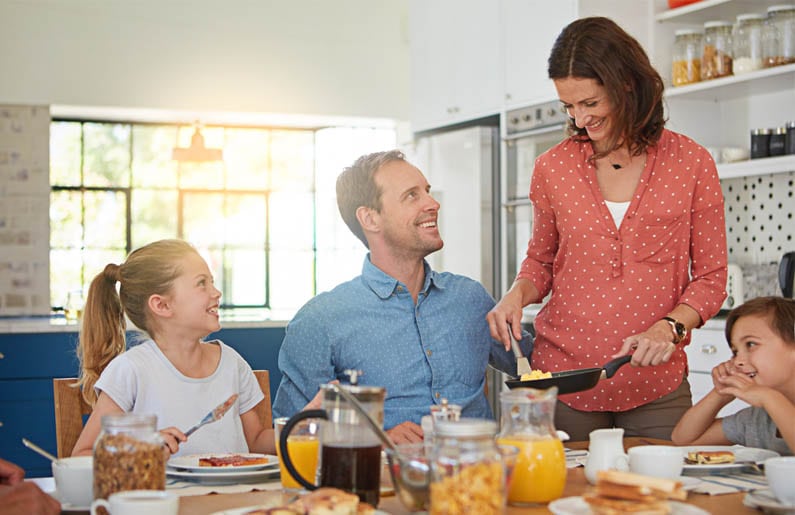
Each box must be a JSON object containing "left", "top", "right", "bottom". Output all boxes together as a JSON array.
[{"left": 184, "top": 393, "right": 238, "bottom": 437}]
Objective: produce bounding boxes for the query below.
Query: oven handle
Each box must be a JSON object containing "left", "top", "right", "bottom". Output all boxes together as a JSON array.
[{"left": 504, "top": 122, "right": 566, "bottom": 141}]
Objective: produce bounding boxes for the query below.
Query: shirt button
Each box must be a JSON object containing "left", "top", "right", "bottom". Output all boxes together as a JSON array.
[
  {"left": 435, "top": 392, "right": 441, "bottom": 399},
  {"left": 426, "top": 349, "right": 432, "bottom": 357},
  {"left": 396, "top": 286, "right": 403, "bottom": 291}
]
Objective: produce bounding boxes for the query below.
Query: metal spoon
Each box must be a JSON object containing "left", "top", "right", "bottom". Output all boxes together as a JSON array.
[{"left": 22, "top": 438, "right": 58, "bottom": 463}]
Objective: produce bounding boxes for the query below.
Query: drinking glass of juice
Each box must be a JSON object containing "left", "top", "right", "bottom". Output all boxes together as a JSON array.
[{"left": 274, "top": 417, "right": 321, "bottom": 491}]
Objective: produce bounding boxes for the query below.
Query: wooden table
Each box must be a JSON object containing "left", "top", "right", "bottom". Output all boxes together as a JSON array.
[{"left": 177, "top": 438, "right": 758, "bottom": 514}]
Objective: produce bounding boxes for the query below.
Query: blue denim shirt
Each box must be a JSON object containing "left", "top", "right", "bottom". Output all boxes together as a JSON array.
[{"left": 272, "top": 255, "right": 531, "bottom": 429}]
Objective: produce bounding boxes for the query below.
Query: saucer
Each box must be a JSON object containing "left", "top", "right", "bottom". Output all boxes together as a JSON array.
[
  {"left": 744, "top": 489, "right": 795, "bottom": 514},
  {"left": 48, "top": 490, "right": 91, "bottom": 512}
]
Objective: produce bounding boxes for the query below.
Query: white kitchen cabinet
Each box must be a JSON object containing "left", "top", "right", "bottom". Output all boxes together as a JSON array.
[
  {"left": 686, "top": 327, "right": 748, "bottom": 417},
  {"left": 409, "top": 0, "right": 502, "bottom": 132}
]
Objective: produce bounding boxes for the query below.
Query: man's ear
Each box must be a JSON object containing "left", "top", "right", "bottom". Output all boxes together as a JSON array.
[
  {"left": 148, "top": 294, "right": 172, "bottom": 318},
  {"left": 356, "top": 206, "right": 380, "bottom": 234}
]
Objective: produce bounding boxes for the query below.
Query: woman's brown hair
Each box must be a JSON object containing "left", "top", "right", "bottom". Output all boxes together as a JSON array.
[
  {"left": 724, "top": 296, "right": 795, "bottom": 347},
  {"left": 76, "top": 239, "right": 201, "bottom": 405},
  {"left": 547, "top": 16, "right": 666, "bottom": 162}
]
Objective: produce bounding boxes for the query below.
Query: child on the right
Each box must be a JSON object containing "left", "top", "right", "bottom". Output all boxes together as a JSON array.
[{"left": 671, "top": 296, "right": 794, "bottom": 455}]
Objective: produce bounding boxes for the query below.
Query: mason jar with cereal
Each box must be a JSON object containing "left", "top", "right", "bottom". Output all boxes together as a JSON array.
[
  {"left": 93, "top": 413, "right": 167, "bottom": 503},
  {"left": 430, "top": 419, "right": 514, "bottom": 515}
]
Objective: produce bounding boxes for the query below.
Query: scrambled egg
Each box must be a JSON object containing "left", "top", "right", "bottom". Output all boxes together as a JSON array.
[{"left": 520, "top": 369, "right": 552, "bottom": 381}]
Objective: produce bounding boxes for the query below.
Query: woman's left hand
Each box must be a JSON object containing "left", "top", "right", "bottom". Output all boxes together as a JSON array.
[{"left": 613, "top": 320, "right": 676, "bottom": 366}]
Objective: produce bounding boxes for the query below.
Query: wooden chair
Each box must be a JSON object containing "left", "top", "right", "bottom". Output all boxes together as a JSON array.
[
  {"left": 52, "top": 378, "right": 92, "bottom": 458},
  {"left": 53, "top": 370, "right": 274, "bottom": 458}
]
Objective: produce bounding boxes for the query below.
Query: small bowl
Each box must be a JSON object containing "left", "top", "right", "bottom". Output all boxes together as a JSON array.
[{"left": 385, "top": 443, "right": 430, "bottom": 512}]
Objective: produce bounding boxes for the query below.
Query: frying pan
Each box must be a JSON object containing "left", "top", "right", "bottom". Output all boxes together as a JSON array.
[{"left": 504, "top": 355, "right": 632, "bottom": 395}]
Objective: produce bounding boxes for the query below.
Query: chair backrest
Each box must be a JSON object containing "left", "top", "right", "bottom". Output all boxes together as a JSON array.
[
  {"left": 53, "top": 370, "right": 273, "bottom": 457},
  {"left": 53, "top": 378, "right": 92, "bottom": 458},
  {"left": 252, "top": 369, "right": 273, "bottom": 428}
]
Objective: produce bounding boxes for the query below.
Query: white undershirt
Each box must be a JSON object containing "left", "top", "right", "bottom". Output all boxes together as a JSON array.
[{"left": 604, "top": 200, "right": 630, "bottom": 228}]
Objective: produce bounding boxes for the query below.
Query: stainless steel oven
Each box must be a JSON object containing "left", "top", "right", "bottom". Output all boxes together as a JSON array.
[{"left": 500, "top": 100, "right": 567, "bottom": 319}]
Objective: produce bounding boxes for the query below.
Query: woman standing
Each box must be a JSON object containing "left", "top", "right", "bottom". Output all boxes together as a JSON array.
[{"left": 488, "top": 17, "right": 728, "bottom": 440}]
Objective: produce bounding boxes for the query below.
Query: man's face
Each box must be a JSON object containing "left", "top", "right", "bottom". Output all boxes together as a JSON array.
[{"left": 372, "top": 160, "right": 443, "bottom": 258}]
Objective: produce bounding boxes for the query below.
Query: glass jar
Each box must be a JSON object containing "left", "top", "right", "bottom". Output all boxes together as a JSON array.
[
  {"left": 672, "top": 29, "right": 703, "bottom": 86},
  {"left": 496, "top": 388, "right": 566, "bottom": 505},
  {"left": 733, "top": 13, "right": 766, "bottom": 74},
  {"left": 751, "top": 128, "right": 772, "bottom": 159},
  {"left": 93, "top": 413, "right": 166, "bottom": 502},
  {"left": 430, "top": 419, "right": 507, "bottom": 514},
  {"left": 770, "top": 126, "right": 788, "bottom": 156},
  {"left": 764, "top": 5, "right": 795, "bottom": 67},
  {"left": 702, "top": 20, "right": 734, "bottom": 79}
]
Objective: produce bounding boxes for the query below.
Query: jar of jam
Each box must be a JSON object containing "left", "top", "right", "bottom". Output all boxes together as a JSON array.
[
  {"left": 763, "top": 4, "right": 795, "bottom": 67},
  {"left": 734, "top": 13, "right": 766, "bottom": 74},
  {"left": 93, "top": 413, "right": 166, "bottom": 502},
  {"left": 702, "top": 20, "right": 734, "bottom": 79},
  {"left": 430, "top": 419, "right": 511, "bottom": 514},
  {"left": 673, "top": 29, "right": 703, "bottom": 86}
]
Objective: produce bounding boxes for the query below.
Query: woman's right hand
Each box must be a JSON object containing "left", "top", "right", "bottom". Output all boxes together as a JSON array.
[{"left": 487, "top": 289, "right": 526, "bottom": 351}]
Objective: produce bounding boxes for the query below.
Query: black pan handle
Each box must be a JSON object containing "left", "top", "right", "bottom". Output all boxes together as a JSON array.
[{"left": 603, "top": 355, "right": 632, "bottom": 378}]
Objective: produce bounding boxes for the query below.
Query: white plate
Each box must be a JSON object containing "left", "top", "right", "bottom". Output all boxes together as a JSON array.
[
  {"left": 744, "top": 489, "right": 795, "bottom": 514},
  {"left": 678, "top": 445, "right": 780, "bottom": 471},
  {"left": 167, "top": 453, "right": 278, "bottom": 472},
  {"left": 211, "top": 506, "right": 390, "bottom": 515},
  {"left": 548, "top": 496, "right": 709, "bottom": 515},
  {"left": 166, "top": 467, "right": 280, "bottom": 485}
]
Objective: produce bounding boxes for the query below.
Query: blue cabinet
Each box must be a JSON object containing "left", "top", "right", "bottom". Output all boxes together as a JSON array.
[{"left": 0, "top": 325, "right": 285, "bottom": 477}]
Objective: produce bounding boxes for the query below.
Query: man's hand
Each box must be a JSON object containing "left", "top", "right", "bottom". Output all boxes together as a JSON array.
[
  {"left": 0, "top": 458, "right": 25, "bottom": 486},
  {"left": 386, "top": 421, "right": 424, "bottom": 444},
  {"left": 0, "top": 475, "right": 61, "bottom": 515}
]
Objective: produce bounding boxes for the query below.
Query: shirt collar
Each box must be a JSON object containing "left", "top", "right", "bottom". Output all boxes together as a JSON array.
[{"left": 361, "top": 254, "right": 447, "bottom": 299}]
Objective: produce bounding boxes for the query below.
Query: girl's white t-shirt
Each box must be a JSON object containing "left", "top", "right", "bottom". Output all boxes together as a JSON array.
[{"left": 95, "top": 339, "right": 264, "bottom": 456}]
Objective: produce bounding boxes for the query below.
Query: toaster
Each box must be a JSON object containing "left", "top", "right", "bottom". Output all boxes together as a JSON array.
[{"left": 722, "top": 264, "right": 744, "bottom": 311}]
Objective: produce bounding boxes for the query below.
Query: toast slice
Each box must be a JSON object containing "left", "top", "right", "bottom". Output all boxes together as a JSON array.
[{"left": 596, "top": 470, "right": 687, "bottom": 501}]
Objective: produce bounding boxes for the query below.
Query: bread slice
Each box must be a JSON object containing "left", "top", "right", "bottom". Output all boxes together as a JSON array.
[
  {"left": 198, "top": 454, "right": 270, "bottom": 467},
  {"left": 596, "top": 470, "right": 687, "bottom": 501},
  {"left": 287, "top": 487, "right": 361, "bottom": 515},
  {"left": 685, "top": 450, "right": 735, "bottom": 465},
  {"left": 584, "top": 493, "right": 671, "bottom": 514}
]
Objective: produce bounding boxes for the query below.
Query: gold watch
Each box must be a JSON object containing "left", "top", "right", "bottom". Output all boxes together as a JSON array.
[{"left": 662, "top": 316, "right": 687, "bottom": 344}]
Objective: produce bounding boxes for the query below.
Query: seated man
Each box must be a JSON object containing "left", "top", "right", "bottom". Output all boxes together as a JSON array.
[{"left": 273, "top": 150, "right": 530, "bottom": 443}]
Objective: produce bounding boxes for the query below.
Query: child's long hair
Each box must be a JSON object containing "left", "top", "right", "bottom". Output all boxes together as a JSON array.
[
  {"left": 725, "top": 296, "right": 795, "bottom": 346},
  {"left": 76, "top": 239, "right": 201, "bottom": 405}
]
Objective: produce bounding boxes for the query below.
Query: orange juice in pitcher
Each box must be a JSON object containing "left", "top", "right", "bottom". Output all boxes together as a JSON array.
[{"left": 497, "top": 387, "right": 566, "bottom": 505}]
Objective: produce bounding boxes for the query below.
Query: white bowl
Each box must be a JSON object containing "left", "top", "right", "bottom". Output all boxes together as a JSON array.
[
  {"left": 52, "top": 456, "right": 93, "bottom": 507},
  {"left": 721, "top": 147, "right": 749, "bottom": 163}
]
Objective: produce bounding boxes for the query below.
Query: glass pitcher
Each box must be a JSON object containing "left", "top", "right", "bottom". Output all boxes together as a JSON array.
[
  {"left": 496, "top": 387, "right": 566, "bottom": 505},
  {"left": 279, "top": 382, "right": 385, "bottom": 506}
]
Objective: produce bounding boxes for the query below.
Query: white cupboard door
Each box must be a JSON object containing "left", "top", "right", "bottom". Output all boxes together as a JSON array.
[{"left": 501, "top": 0, "right": 576, "bottom": 107}]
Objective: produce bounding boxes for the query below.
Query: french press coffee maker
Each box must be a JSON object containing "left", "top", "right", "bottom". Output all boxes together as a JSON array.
[{"left": 279, "top": 371, "right": 386, "bottom": 506}]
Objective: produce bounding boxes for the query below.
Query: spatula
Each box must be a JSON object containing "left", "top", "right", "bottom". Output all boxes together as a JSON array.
[
  {"left": 184, "top": 393, "right": 238, "bottom": 437},
  {"left": 509, "top": 326, "right": 532, "bottom": 377}
]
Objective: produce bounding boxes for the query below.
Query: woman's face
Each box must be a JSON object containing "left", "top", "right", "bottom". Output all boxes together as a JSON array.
[{"left": 554, "top": 76, "right": 614, "bottom": 150}]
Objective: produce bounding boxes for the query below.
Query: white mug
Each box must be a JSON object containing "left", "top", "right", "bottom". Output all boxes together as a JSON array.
[
  {"left": 618, "top": 445, "right": 683, "bottom": 479},
  {"left": 52, "top": 456, "right": 93, "bottom": 507},
  {"left": 90, "top": 490, "right": 178, "bottom": 515},
  {"left": 765, "top": 457, "right": 795, "bottom": 506}
]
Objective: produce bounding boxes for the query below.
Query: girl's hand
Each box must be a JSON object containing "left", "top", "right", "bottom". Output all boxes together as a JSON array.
[
  {"left": 614, "top": 321, "right": 676, "bottom": 366},
  {"left": 716, "top": 373, "right": 770, "bottom": 407},
  {"left": 159, "top": 427, "right": 187, "bottom": 455}
]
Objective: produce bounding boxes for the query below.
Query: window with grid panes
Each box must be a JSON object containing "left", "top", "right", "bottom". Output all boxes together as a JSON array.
[{"left": 49, "top": 120, "right": 395, "bottom": 319}]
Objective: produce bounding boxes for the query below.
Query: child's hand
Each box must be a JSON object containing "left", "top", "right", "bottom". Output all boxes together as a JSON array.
[
  {"left": 710, "top": 360, "right": 736, "bottom": 399},
  {"left": 716, "top": 372, "right": 770, "bottom": 407},
  {"left": 159, "top": 427, "right": 187, "bottom": 455}
]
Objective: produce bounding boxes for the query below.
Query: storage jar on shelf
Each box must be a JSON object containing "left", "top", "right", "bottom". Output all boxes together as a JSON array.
[
  {"left": 702, "top": 20, "right": 734, "bottom": 79},
  {"left": 763, "top": 4, "right": 795, "bottom": 67},
  {"left": 733, "top": 13, "right": 766, "bottom": 74},
  {"left": 672, "top": 29, "right": 703, "bottom": 86}
]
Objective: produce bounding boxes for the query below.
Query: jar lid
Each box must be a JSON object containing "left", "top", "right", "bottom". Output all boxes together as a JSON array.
[
  {"left": 786, "top": 121, "right": 795, "bottom": 129},
  {"left": 736, "top": 13, "right": 766, "bottom": 22},
  {"left": 704, "top": 20, "right": 733, "bottom": 29},
  {"left": 751, "top": 128, "right": 772, "bottom": 135},
  {"left": 767, "top": 4, "right": 795, "bottom": 13},
  {"left": 674, "top": 28, "right": 702, "bottom": 36},
  {"left": 435, "top": 418, "right": 496, "bottom": 438},
  {"left": 774, "top": 127, "right": 788, "bottom": 134}
]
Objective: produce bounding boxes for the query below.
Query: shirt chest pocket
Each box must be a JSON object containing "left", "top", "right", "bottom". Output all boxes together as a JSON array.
[{"left": 629, "top": 214, "right": 688, "bottom": 264}]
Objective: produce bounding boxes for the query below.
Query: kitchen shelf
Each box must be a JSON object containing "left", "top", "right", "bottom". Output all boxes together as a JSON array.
[
  {"left": 717, "top": 154, "right": 795, "bottom": 179},
  {"left": 656, "top": 0, "right": 778, "bottom": 24},
  {"left": 665, "top": 63, "right": 795, "bottom": 101}
]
